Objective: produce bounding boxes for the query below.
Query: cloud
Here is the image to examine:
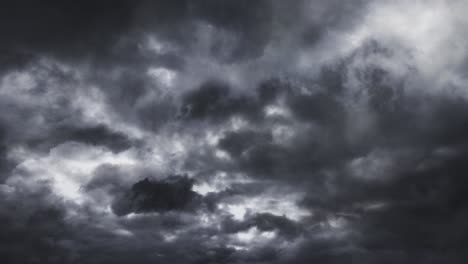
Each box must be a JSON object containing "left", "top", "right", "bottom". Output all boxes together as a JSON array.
[
  {"left": 222, "top": 212, "right": 303, "bottom": 240},
  {"left": 0, "top": 0, "right": 137, "bottom": 70},
  {"left": 0, "top": 125, "right": 15, "bottom": 182},
  {"left": 28, "top": 124, "right": 135, "bottom": 153},
  {"left": 1, "top": 0, "right": 468, "bottom": 263},
  {"left": 111, "top": 176, "right": 203, "bottom": 216},
  {"left": 180, "top": 80, "right": 263, "bottom": 122},
  {"left": 0, "top": 183, "right": 78, "bottom": 264}
]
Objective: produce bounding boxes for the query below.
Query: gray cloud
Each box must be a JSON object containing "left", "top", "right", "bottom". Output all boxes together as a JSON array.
[
  {"left": 111, "top": 176, "right": 203, "bottom": 216},
  {"left": 1, "top": 0, "right": 468, "bottom": 263}
]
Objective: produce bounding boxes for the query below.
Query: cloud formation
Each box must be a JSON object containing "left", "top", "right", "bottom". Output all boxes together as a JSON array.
[
  {"left": 112, "top": 176, "right": 202, "bottom": 216},
  {"left": 1, "top": 0, "right": 468, "bottom": 263}
]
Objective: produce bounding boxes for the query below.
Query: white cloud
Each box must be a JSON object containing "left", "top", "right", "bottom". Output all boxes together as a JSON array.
[{"left": 9, "top": 142, "right": 137, "bottom": 204}]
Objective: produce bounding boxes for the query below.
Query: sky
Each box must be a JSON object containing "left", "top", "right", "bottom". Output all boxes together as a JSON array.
[{"left": 1, "top": 0, "right": 468, "bottom": 263}]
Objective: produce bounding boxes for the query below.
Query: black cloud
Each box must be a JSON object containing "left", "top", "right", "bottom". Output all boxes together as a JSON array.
[
  {"left": 0, "top": 126, "right": 15, "bottom": 183},
  {"left": 112, "top": 176, "right": 203, "bottom": 216},
  {"left": 57, "top": 124, "right": 135, "bottom": 153},
  {"left": 0, "top": 0, "right": 136, "bottom": 70},
  {"left": 180, "top": 80, "right": 263, "bottom": 122},
  {"left": 27, "top": 124, "right": 135, "bottom": 153}
]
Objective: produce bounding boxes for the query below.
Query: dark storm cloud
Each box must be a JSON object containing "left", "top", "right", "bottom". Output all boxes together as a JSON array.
[
  {"left": 214, "top": 91, "right": 352, "bottom": 181},
  {"left": 288, "top": 91, "right": 346, "bottom": 125},
  {"left": 0, "top": 126, "right": 15, "bottom": 183},
  {"left": 275, "top": 0, "right": 368, "bottom": 48},
  {"left": 0, "top": 0, "right": 276, "bottom": 72},
  {"left": 111, "top": 176, "right": 203, "bottom": 216},
  {"left": 28, "top": 124, "right": 135, "bottom": 153},
  {"left": 191, "top": 0, "right": 273, "bottom": 62},
  {"left": 356, "top": 155, "right": 468, "bottom": 258},
  {"left": 0, "top": 145, "right": 11, "bottom": 182},
  {"left": 291, "top": 147, "right": 468, "bottom": 263},
  {"left": 283, "top": 69, "right": 468, "bottom": 263},
  {"left": 59, "top": 125, "right": 134, "bottom": 153},
  {"left": 0, "top": 184, "right": 77, "bottom": 264},
  {"left": 0, "top": 188, "right": 231, "bottom": 264},
  {"left": 218, "top": 130, "right": 272, "bottom": 157},
  {"left": 180, "top": 80, "right": 263, "bottom": 122},
  {"left": 184, "top": 39, "right": 468, "bottom": 262},
  {"left": 208, "top": 41, "right": 420, "bottom": 182},
  {"left": 0, "top": 0, "right": 136, "bottom": 69},
  {"left": 2, "top": 0, "right": 468, "bottom": 263}
]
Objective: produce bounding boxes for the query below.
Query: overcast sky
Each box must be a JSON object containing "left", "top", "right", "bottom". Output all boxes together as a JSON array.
[{"left": 1, "top": 0, "right": 468, "bottom": 263}]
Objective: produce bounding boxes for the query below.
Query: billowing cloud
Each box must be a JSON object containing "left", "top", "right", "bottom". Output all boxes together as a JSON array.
[
  {"left": 1, "top": 0, "right": 468, "bottom": 263},
  {"left": 112, "top": 176, "right": 202, "bottom": 216}
]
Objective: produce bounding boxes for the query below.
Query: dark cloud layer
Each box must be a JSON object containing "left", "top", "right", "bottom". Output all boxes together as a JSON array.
[
  {"left": 112, "top": 176, "right": 202, "bottom": 216},
  {"left": 0, "top": 0, "right": 275, "bottom": 72},
  {"left": 0, "top": 184, "right": 76, "bottom": 264},
  {"left": 0, "top": 0, "right": 135, "bottom": 70},
  {"left": 0, "top": 126, "right": 14, "bottom": 182},
  {"left": 27, "top": 124, "right": 135, "bottom": 153},
  {"left": 180, "top": 80, "right": 264, "bottom": 123},
  {"left": 1, "top": 0, "right": 468, "bottom": 263}
]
